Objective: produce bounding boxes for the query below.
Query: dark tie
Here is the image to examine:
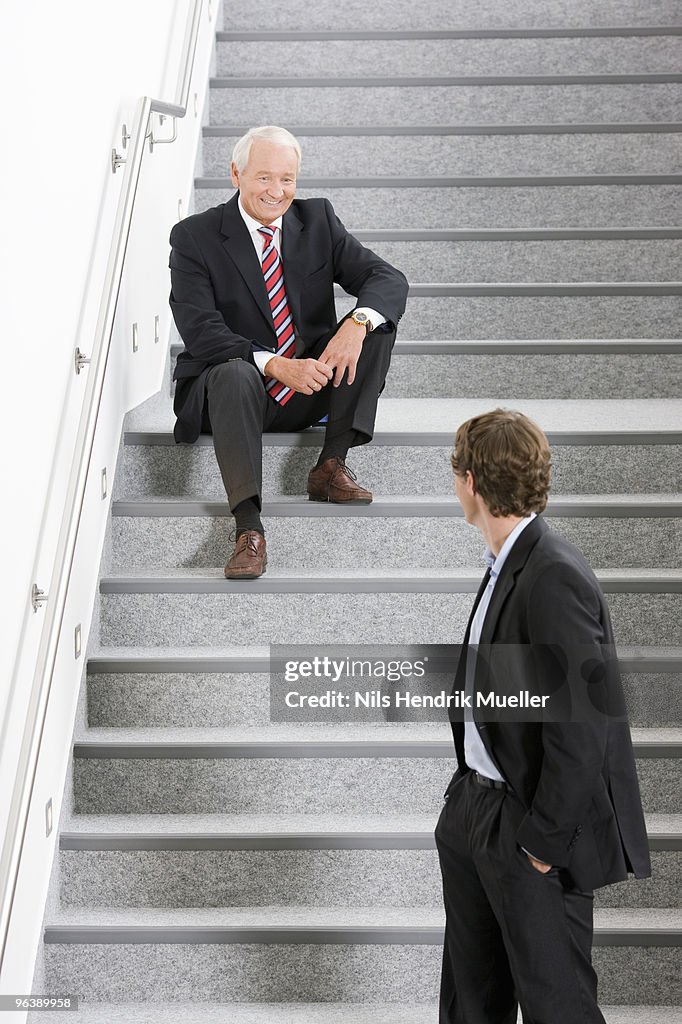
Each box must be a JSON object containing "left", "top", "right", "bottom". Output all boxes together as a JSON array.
[{"left": 258, "top": 225, "right": 296, "bottom": 406}]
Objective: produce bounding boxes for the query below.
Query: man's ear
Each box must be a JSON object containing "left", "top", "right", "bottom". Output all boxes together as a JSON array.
[
  {"left": 230, "top": 162, "right": 240, "bottom": 189},
  {"left": 465, "top": 470, "right": 477, "bottom": 496}
]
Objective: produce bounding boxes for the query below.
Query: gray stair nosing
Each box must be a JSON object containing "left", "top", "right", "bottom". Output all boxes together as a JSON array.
[
  {"left": 310, "top": 229, "right": 682, "bottom": 240},
  {"left": 204, "top": 122, "right": 682, "bottom": 136},
  {"left": 85, "top": 648, "right": 682, "bottom": 676},
  {"left": 195, "top": 174, "right": 682, "bottom": 189},
  {"left": 390, "top": 340, "right": 682, "bottom": 354},
  {"left": 209, "top": 74, "right": 682, "bottom": 88},
  {"left": 160, "top": 226, "right": 682, "bottom": 240},
  {"left": 111, "top": 498, "right": 682, "bottom": 518},
  {"left": 170, "top": 340, "right": 682, "bottom": 355},
  {"left": 58, "top": 831, "right": 681, "bottom": 852},
  {"left": 71, "top": 740, "right": 679, "bottom": 759},
  {"left": 365, "top": 285, "right": 682, "bottom": 297},
  {"left": 40, "top": 924, "right": 682, "bottom": 946},
  {"left": 216, "top": 29, "right": 682, "bottom": 42},
  {"left": 98, "top": 574, "right": 682, "bottom": 596},
  {"left": 124, "top": 430, "right": 682, "bottom": 447}
]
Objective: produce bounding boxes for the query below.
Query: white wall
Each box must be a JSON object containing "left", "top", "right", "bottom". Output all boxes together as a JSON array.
[
  {"left": 0, "top": 0, "right": 216, "bottom": 998},
  {"left": 0, "top": 0, "right": 187, "bottom": 739}
]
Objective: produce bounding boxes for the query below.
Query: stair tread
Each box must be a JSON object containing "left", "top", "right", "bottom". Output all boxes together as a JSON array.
[
  {"left": 26, "top": 1005, "right": 682, "bottom": 1024},
  {"left": 43, "top": 905, "right": 682, "bottom": 930},
  {"left": 124, "top": 396, "right": 682, "bottom": 437},
  {"left": 59, "top": 811, "right": 682, "bottom": 837}
]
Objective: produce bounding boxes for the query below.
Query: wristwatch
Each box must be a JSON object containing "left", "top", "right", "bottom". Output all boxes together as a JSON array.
[{"left": 350, "top": 310, "right": 374, "bottom": 333}]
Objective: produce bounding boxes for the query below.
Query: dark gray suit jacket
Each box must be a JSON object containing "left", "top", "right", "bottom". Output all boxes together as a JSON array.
[
  {"left": 169, "top": 193, "right": 408, "bottom": 442},
  {"left": 449, "top": 515, "right": 651, "bottom": 891}
]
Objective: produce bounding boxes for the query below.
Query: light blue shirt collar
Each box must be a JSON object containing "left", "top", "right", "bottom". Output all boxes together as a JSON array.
[{"left": 483, "top": 513, "right": 537, "bottom": 579}]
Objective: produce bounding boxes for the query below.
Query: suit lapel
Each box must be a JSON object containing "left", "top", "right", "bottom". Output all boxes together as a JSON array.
[
  {"left": 220, "top": 195, "right": 275, "bottom": 334},
  {"left": 478, "top": 515, "right": 547, "bottom": 646}
]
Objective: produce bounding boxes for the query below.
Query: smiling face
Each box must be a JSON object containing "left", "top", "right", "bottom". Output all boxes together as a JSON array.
[{"left": 231, "top": 139, "right": 298, "bottom": 225}]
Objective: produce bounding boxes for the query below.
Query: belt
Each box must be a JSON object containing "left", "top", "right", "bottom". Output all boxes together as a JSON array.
[{"left": 472, "top": 771, "right": 509, "bottom": 792}]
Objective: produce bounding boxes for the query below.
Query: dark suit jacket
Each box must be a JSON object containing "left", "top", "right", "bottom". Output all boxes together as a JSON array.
[
  {"left": 450, "top": 515, "right": 651, "bottom": 891},
  {"left": 168, "top": 193, "right": 409, "bottom": 442}
]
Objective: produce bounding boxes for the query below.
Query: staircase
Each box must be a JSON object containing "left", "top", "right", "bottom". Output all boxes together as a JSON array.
[{"left": 32, "top": 1, "right": 681, "bottom": 1020}]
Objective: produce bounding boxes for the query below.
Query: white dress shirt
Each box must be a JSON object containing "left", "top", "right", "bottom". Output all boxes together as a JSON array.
[
  {"left": 464, "top": 513, "right": 537, "bottom": 781},
  {"left": 237, "top": 197, "right": 386, "bottom": 375}
]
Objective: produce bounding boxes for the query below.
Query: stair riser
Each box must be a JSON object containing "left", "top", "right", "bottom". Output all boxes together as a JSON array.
[
  {"left": 41, "top": 942, "right": 678, "bottom": 1004},
  {"left": 381, "top": 353, "right": 682, "bottom": 399},
  {"left": 99, "top": 591, "right": 681, "bottom": 647},
  {"left": 204, "top": 133, "right": 682, "bottom": 178},
  {"left": 118, "top": 444, "right": 682, "bottom": 498},
  {"left": 193, "top": 186, "right": 682, "bottom": 229},
  {"left": 215, "top": 38, "right": 682, "bottom": 78},
  {"left": 110, "top": 516, "right": 682, "bottom": 570},
  {"left": 73, "top": 756, "right": 677, "bottom": 815},
  {"left": 220, "top": 0, "right": 682, "bottom": 31},
  {"left": 364, "top": 297, "right": 682, "bottom": 342},
  {"left": 86, "top": 671, "right": 682, "bottom": 730},
  {"left": 59, "top": 848, "right": 679, "bottom": 909},
  {"left": 209, "top": 85, "right": 681, "bottom": 127},
  {"left": 356, "top": 240, "right": 682, "bottom": 282},
  {"left": 169, "top": 349, "right": 682, "bottom": 401}
]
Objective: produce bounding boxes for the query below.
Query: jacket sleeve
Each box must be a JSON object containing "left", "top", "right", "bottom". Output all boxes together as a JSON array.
[
  {"left": 323, "top": 200, "right": 409, "bottom": 329},
  {"left": 169, "top": 219, "right": 256, "bottom": 367},
  {"left": 514, "top": 562, "right": 611, "bottom": 868}
]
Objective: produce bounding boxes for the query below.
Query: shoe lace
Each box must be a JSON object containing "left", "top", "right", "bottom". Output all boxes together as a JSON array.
[
  {"left": 330, "top": 457, "right": 357, "bottom": 482},
  {"left": 230, "top": 529, "right": 260, "bottom": 554}
]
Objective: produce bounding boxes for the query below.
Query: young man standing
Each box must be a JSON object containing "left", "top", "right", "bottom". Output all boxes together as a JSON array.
[{"left": 436, "top": 408, "right": 651, "bottom": 1024}]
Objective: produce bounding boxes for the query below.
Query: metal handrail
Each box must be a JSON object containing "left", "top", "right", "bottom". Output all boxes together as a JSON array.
[{"left": 0, "top": 0, "right": 205, "bottom": 976}]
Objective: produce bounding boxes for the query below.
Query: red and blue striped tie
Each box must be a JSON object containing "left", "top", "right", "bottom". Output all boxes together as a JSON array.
[{"left": 258, "top": 225, "right": 296, "bottom": 406}]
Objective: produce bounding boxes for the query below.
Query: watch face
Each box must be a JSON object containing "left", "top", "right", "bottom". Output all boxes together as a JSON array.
[{"left": 354, "top": 312, "right": 368, "bottom": 323}]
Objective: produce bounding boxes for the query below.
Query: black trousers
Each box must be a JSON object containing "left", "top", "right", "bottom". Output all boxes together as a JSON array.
[
  {"left": 435, "top": 771, "right": 604, "bottom": 1024},
  {"left": 202, "top": 327, "right": 394, "bottom": 511}
]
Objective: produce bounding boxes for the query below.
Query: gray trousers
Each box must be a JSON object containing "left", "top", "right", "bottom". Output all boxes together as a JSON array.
[{"left": 203, "top": 328, "right": 395, "bottom": 510}]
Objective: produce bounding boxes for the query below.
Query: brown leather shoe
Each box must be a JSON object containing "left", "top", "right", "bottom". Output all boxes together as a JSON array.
[
  {"left": 224, "top": 530, "right": 267, "bottom": 579},
  {"left": 307, "top": 456, "right": 372, "bottom": 504}
]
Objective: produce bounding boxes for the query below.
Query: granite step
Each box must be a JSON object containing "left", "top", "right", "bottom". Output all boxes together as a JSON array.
[
  {"left": 40, "top": 906, "right": 682, "bottom": 1005},
  {"left": 118, "top": 397, "right": 682, "bottom": 498},
  {"left": 203, "top": 130, "right": 682, "bottom": 178},
  {"left": 169, "top": 338, "right": 682, "bottom": 401},
  {"left": 58, "top": 811, "right": 680, "bottom": 910},
  {"left": 346, "top": 238, "right": 682, "bottom": 281},
  {"left": 219, "top": 1, "right": 682, "bottom": 31},
  {"left": 364, "top": 292, "right": 682, "bottom": 342},
  {"left": 71, "top": 728, "right": 680, "bottom": 815},
  {"left": 168, "top": 337, "right": 682, "bottom": 400},
  {"left": 85, "top": 646, "right": 682, "bottom": 730},
  {"left": 209, "top": 81, "right": 681, "bottom": 127},
  {"left": 109, "top": 495, "right": 682, "bottom": 571},
  {"left": 192, "top": 183, "right": 682, "bottom": 229},
  {"left": 97, "top": 567, "right": 682, "bottom": 647},
  {"left": 118, "top": 436, "right": 682, "bottom": 497},
  {"left": 214, "top": 36, "right": 682, "bottom": 78}
]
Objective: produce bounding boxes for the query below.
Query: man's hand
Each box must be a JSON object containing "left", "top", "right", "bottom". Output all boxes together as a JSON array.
[
  {"left": 318, "top": 317, "right": 367, "bottom": 387},
  {"left": 263, "top": 355, "right": 333, "bottom": 395},
  {"left": 527, "top": 854, "right": 553, "bottom": 874}
]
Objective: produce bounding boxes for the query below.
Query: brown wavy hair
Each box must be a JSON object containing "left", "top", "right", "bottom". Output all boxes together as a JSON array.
[{"left": 451, "top": 409, "right": 551, "bottom": 517}]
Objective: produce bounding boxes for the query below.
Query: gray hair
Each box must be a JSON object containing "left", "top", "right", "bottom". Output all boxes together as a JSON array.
[{"left": 232, "top": 125, "right": 302, "bottom": 173}]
